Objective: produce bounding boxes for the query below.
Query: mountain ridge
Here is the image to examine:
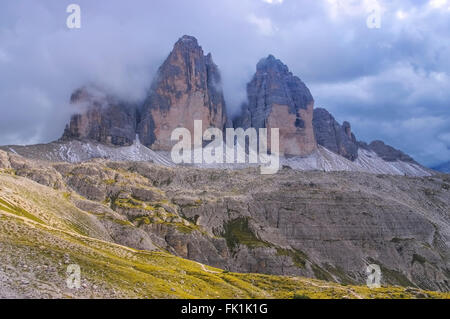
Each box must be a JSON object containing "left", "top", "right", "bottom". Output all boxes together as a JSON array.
[{"left": 53, "top": 35, "right": 428, "bottom": 175}]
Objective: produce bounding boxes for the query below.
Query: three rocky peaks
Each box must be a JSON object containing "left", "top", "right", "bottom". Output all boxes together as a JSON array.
[{"left": 62, "top": 35, "right": 415, "bottom": 163}]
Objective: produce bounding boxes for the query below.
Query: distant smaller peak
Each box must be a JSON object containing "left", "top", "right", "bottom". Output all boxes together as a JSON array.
[
  {"left": 369, "top": 140, "right": 386, "bottom": 147},
  {"left": 70, "top": 85, "right": 108, "bottom": 104}
]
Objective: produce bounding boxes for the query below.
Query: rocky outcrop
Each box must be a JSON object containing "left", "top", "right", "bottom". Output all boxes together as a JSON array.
[
  {"left": 62, "top": 87, "right": 137, "bottom": 146},
  {"left": 137, "top": 35, "right": 227, "bottom": 150},
  {"left": 313, "top": 108, "right": 359, "bottom": 161},
  {"left": 235, "top": 55, "right": 317, "bottom": 156},
  {"left": 359, "top": 140, "right": 417, "bottom": 164},
  {"left": 61, "top": 36, "right": 227, "bottom": 151},
  {"left": 2, "top": 153, "right": 448, "bottom": 291}
]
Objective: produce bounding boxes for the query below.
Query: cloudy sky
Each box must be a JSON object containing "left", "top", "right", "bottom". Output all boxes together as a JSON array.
[{"left": 0, "top": 0, "right": 449, "bottom": 167}]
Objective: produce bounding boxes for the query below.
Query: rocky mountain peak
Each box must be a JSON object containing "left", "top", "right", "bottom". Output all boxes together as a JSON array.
[
  {"left": 312, "top": 108, "right": 359, "bottom": 161},
  {"left": 251, "top": 55, "right": 313, "bottom": 112},
  {"left": 342, "top": 121, "right": 352, "bottom": 139},
  {"left": 234, "top": 55, "right": 316, "bottom": 156},
  {"left": 61, "top": 36, "right": 228, "bottom": 152},
  {"left": 137, "top": 35, "right": 227, "bottom": 150},
  {"left": 256, "top": 54, "right": 290, "bottom": 75},
  {"left": 58, "top": 36, "right": 422, "bottom": 169},
  {"left": 62, "top": 86, "right": 137, "bottom": 146},
  {"left": 175, "top": 35, "right": 201, "bottom": 49}
]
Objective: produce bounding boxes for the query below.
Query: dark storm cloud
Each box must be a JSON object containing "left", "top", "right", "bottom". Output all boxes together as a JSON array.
[{"left": 0, "top": 0, "right": 449, "bottom": 166}]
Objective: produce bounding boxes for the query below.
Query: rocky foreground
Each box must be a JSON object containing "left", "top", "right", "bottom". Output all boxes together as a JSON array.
[{"left": 0, "top": 150, "right": 449, "bottom": 298}]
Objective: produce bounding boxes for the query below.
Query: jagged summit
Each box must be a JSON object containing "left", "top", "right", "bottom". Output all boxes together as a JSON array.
[
  {"left": 256, "top": 54, "right": 291, "bottom": 75},
  {"left": 176, "top": 34, "right": 200, "bottom": 45},
  {"left": 313, "top": 108, "right": 359, "bottom": 161},
  {"left": 62, "top": 36, "right": 227, "bottom": 152},
  {"left": 235, "top": 54, "right": 316, "bottom": 156},
  {"left": 51, "top": 35, "right": 429, "bottom": 175},
  {"left": 252, "top": 55, "right": 314, "bottom": 114},
  {"left": 171, "top": 35, "right": 206, "bottom": 63},
  {"left": 253, "top": 55, "right": 313, "bottom": 110},
  {"left": 137, "top": 35, "right": 227, "bottom": 150},
  {"left": 62, "top": 86, "right": 138, "bottom": 147}
]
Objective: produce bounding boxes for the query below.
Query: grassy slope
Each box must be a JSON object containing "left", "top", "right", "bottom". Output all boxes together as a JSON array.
[{"left": 0, "top": 172, "right": 449, "bottom": 299}]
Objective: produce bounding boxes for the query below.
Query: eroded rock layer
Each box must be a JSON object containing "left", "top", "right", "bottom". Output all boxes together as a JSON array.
[{"left": 1, "top": 150, "right": 448, "bottom": 292}]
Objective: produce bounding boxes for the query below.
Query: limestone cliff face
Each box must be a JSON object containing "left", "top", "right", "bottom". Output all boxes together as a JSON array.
[
  {"left": 62, "top": 87, "right": 137, "bottom": 146},
  {"left": 138, "top": 35, "right": 227, "bottom": 150},
  {"left": 313, "top": 108, "right": 359, "bottom": 161},
  {"left": 235, "top": 55, "right": 317, "bottom": 156}
]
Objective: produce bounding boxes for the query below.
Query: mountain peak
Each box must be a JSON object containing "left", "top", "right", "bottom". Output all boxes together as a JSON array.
[
  {"left": 62, "top": 86, "right": 137, "bottom": 146},
  {"left": 256, "top": 54, "right": 290, "bottom": 74},
  {"left": 234, "top": 55, "right": 316, "bottom": 156},
  {"left": 174, "top": 35, "right": 201, "bottom": 51},
  {"left": 137, "top": 35, "right": 227, "bottom": 150}
]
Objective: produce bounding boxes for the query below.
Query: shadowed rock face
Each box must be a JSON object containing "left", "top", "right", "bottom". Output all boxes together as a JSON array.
[
  {"left": 359, "top": 140, "right": 417, "bottom": 164},
  {"left": 137, "top": 35, "right": 227, "bottom": 150},
  {"left": 313, "top": 108, "right": 359, "bottom": 161},
  {"left": 62, "top": 87, "right": 137, "bottom": 146},
  {"left": 235, "top": 55, "right": 317, "bottom": 156}
]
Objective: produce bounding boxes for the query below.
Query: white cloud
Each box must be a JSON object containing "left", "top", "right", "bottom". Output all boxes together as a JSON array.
[
  {"left": 262, "top": 0, "right": 284, "bottom": 4},
  {"left": 396, "top": 10, "right": 408, "bottom": 19},
  {"left": 247, "top": 14, "right": 277, "bottom": 36},
  {"left": 429, "top": 0, "right": 448, "bottom": 9}
]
